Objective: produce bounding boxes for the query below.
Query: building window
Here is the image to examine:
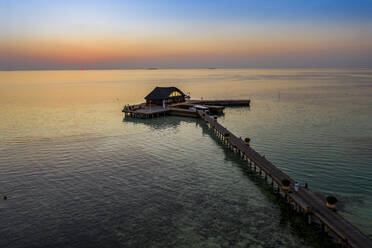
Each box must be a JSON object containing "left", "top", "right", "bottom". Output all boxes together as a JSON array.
[{"left": 169, "top": 91, "right": 182, "bottom": 97}]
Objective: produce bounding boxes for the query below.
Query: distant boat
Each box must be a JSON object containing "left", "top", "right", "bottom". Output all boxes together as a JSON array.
[
  {"left": 207, "top": 67, "right": 216, "bottom": 69},
  {"left": 147, "top": 68, "right": 159, "bottom": 70}
]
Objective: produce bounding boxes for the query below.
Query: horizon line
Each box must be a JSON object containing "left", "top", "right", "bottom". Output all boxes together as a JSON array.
[{"left": 1, "top": 66, "right": 371, "bottom": 72}]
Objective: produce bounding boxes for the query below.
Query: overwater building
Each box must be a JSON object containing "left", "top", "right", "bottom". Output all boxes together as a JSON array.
[{"left": 144, "top": 87, "right": 186, "bottom": 106}]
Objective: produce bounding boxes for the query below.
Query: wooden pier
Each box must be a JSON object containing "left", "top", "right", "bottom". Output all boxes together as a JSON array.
[
  {"left": 122, "top": 105, "right": 200, "bottom": 119},
  {"left": 122, "top": 104, "right": 169, "bottom": 119},
  {"left": 122, "top": 95, "right": 372, "bottom": 247},
  {"left": 122, "top": 99, "right": 241, "bottom": 119},
  {"left": 188, "top": 99, "right": 251, "bottom": 106},
  {"left": 198, "top": 112, "right": 372, "bottom": 248}
]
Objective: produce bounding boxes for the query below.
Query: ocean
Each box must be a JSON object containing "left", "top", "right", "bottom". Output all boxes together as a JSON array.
[{"left": 1, "top": 69, "right": 371, "bottom": 247}]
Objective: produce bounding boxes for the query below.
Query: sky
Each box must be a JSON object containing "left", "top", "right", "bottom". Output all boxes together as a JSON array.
[{"left": 1, "top": 0, "right": 372, "bottom": 70}]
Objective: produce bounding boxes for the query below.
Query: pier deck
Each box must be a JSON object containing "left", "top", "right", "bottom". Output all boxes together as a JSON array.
[
  {"left": 200, "top": 112, "right": 372, "bottom": 248},
  {"left": 122, "top": 105, "right": 200, "bottom": 118},
  {"left": 122, "top": 99, "right": 245, "bottom": 118},
  {"left": 188, "top": 99, "right": 251, "bottom": 106}
]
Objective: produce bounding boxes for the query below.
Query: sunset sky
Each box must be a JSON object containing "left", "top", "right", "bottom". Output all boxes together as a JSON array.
[{"left": 1, "top": 0, "right": 372, "bottom": 70}]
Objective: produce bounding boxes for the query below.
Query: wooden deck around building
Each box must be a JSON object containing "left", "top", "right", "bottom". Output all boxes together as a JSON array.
[
  {"left": 199, "top": 112, "right": 372, "bottom": 248},
  {"left": 167, "top": 107, "right": 199, "bottom": 118},
  {"left": 122, "top": 99, "right": 239, "bottom": 119},
  {"left": 122, "top": 99, "right": 249, "bottom": 119},
  {"left": 122, "top": 105, "right": 200, "bottom": 118}
]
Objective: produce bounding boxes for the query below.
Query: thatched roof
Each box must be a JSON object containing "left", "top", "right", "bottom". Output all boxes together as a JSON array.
[{"left": 144, "top": 87, "right": 185, "bottom": 100}]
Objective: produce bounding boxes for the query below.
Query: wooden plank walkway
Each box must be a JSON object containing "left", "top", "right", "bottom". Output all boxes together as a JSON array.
[{"left": 200, "top": 112, "right": 372, "bottom": 248}]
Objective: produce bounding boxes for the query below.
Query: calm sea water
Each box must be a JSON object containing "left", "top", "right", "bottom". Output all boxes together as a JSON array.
[{"left": 0, "top": 69, "right": 371, "bottom": 247}]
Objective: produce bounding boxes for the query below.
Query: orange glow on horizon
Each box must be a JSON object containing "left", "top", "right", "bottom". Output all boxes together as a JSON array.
[{"left": 2, "top": 31, "right": 372, "bottom": 66}]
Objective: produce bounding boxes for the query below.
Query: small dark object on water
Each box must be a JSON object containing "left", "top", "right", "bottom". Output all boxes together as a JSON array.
[
  {"left": 305, "top": 182, "right": 308, "bottom": 188},
  {"left": 3, "top": 194, "right": 7, "bottom": 200}
]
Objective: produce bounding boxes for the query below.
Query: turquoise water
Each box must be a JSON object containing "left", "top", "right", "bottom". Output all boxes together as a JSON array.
[{"left": 0, "top": 69, "right": 371, "bottom": 247}]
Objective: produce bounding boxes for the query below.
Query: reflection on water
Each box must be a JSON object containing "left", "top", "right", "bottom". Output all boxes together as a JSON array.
[
  {"left": 123, "top": 115, "right": 197, "bottom": 130},
  {"left": 0, "top": 69, "right": 372, "bottom": 247}
]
